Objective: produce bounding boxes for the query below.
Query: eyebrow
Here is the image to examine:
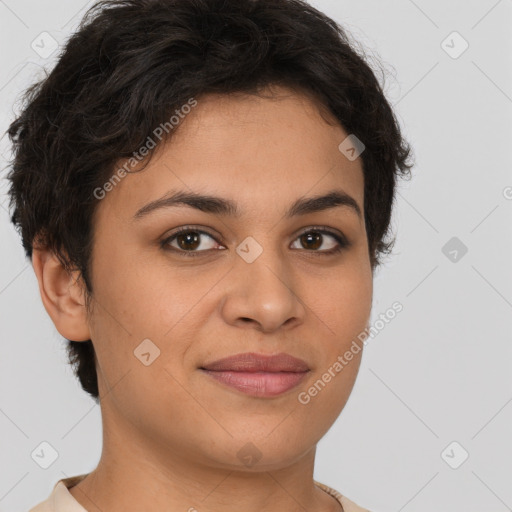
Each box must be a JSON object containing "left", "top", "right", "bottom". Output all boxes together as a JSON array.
[{"left": 132, "top": 189, "right": 362, "bottom": 221}]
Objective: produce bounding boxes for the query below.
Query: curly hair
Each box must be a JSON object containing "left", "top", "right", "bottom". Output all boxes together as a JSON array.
[{"left": 5, "top": 0, "right": 413, "bottom": 402}]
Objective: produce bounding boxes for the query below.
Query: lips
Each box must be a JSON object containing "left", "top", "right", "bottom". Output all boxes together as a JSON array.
[
  {"left": 200, "top": 352, "right": 310, "bottom": 372},
  {"left": 200, "top": 352, "right": 310, "bottom": 398}
]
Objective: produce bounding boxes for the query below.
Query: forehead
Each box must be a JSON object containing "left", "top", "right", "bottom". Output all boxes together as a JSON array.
[{"left": 95, "top": 86, "right": 365, "bottom": 221}]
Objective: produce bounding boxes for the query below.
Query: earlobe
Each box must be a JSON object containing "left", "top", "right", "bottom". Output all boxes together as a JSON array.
[{"left": 31, "top": 248, "right": 91, "bottom": 342}]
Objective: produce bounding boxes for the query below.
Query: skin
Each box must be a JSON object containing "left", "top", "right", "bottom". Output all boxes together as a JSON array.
[{"left": 32, "top": 85, "right": 373, "bottom": 512}]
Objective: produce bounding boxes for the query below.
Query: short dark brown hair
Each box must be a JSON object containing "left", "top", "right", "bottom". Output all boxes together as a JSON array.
[{"left": 5, "top": 0, "right": 413, "bottom": 402}]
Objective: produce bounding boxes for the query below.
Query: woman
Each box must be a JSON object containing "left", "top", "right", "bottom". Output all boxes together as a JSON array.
[{"left": 6, "top": 0, "right": 413, "bottom": 510}]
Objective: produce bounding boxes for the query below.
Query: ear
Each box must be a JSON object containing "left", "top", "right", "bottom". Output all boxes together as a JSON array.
[{"left": 31, "top": 247, "right": 91, "bottom": 342}]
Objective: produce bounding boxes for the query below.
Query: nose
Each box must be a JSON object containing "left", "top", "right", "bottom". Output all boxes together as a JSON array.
[{"left": 219, "top": 246, "right": 306, "bottom": 333}]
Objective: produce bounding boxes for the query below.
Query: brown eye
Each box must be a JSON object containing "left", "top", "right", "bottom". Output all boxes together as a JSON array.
[
  {"left": 291, "top": 228, "right": 347, "bottom": 254},
  {"left": 162, "top": 228, "right": 221, "bottom": 256},
  {"left": 176, "top": 231, "right": 201, "bottom": 251},
  {"left": 299, "top": 231, "right": 323, "bottom": 250},
  {"left": 161, "top": 225, "right": 349, "bottom": 258}
]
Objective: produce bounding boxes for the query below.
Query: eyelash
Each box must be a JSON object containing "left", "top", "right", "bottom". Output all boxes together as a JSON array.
[{"left": 160, "top": 225, "right": 350, "bottom": 258}]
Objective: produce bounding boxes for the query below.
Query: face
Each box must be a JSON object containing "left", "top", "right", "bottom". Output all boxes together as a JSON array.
[{"left": 85, "top": 86, "right": 373, "bottom": 472}]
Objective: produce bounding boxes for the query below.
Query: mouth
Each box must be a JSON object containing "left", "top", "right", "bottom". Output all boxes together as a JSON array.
[{"left": 199, "top": 352, "right": 310, "bottom": 398}]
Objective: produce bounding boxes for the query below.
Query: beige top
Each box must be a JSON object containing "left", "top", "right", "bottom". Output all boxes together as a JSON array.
[{"left": 29, "top": 474, "right": 371, "bottom": 512}]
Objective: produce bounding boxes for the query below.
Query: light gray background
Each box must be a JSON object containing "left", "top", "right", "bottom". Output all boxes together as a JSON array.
[{"left": 1, "top": 1, "right": 511, "bottom": 511}]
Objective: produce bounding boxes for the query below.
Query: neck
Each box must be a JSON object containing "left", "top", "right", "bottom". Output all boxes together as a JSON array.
[{"left": 67, "top": 402, "right": 341, "bottom": 512}]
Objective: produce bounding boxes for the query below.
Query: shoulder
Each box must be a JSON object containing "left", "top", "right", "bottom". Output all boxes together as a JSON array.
[
  {"left": 315, "top": 480, "right": 372, "bottom": 512},
  {"left": 28, "top": 499, "right": 52, "bottom": 512},
  {"left": 28, "top": 474, "right": 89, "bottom": 512},
  {"left": 340, "top": 495, "right": 372, "bottom": 512}
]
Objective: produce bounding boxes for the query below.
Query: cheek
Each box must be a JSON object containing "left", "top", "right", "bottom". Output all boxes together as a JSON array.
[
  {"left": 306, "top": 264, "right": 372, "bottom": 405},
  {"left": 313, "top": 265, "right": 373, "bottom": 339},
  {"left": 90, "top": 253, "right": 186, "bottom": 340},
  {"left": 87, "top": 264, "right": 223, "bottom": 400}
]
